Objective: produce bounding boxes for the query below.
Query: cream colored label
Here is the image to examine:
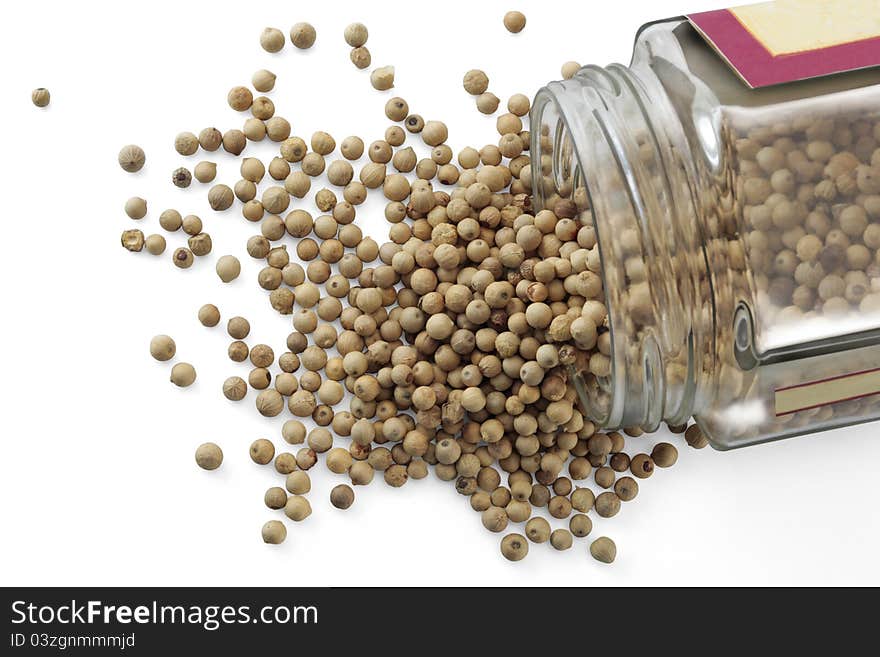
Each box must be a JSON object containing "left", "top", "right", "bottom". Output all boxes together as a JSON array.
[
  {"left": 776, "top": 368, "right": 880, "bottom": 416},
  {"left": 732, "top": 0, "right": 880, "bottom": 55}
]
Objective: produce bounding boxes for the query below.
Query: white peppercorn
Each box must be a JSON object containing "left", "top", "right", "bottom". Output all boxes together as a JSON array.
[
  {"left": 124, "top": 197, "right": 147, "bottom": 220},
  {"left": 350, "top": 46, "right": 371, "bottom": 69},
  {"left": 215, "top": 255, "right": 241, "bottom": 283},
  {"left": 170, "top": 363, "right": 196, "bottom": 387},
  {"left": 252, "top": 69, "right": 276, "bottom": 92},
  {"left": 503, "top": 11, "right": 526, "bottom": 33},
  {"left": 344, "top": 23, "right": 368, "bottom": 47},
  {"left": 290, "top": 22, "right": 316, "bottom": 49},
  {"left": 31, "top": 88, "right": 50, "bottom": 107},
  {"left": 370, "top": 66, "right": 395, "bottom": 91},
  {"left": 195, "top": 443, "right": 223, "bottom": 470},
  {"left": 260, "top": 27, "right": 285, "bottom": 53},
  {"left": 144, "top": 234, "right": 166, "bottom": 255},
  {"left": 118, "top": 145, "right": 145, "bottom": 173}
]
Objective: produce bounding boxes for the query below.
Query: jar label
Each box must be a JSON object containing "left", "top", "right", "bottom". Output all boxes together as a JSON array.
[
  {"left": 775, "top": 368, "right": 880, "bottom": 416},
  {"left": 689, "top": 0, "right": 880, "bottom": 88}
]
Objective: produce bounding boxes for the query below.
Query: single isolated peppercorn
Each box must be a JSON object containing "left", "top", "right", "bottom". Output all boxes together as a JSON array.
[
  {"left": 264, "top": 487, "right": 288, "bottom": 510},
  {"left": 252, "top": 69, "right": 276, "bottom": 92},
  {"left": 260, "top": 27, "right": 285, "bottom": 53},
  {"left": 118, "top": 145, "right": 146, "bottom": 173},
  {"left": 216, "top": 255, "right": 241, "bottom": 283},
  {"left": 330, "top": 484, "right": 355, "bottom": 509},
  {"left": 344, "top": 23, "right": 368, "bottom": 47},
  {"left": 370, "top": 66, "right": 395, "bottom": 91},
  {"left": 261, "top": 520, "right": 287, "bottom": 544},
  {"left": 31, "top": 88, "right": 50, "bottom": 107},
  {"left": 195, "top": 443, "right": 223, "bottom": 470},
  {"left": 350, "top": 46, "right": 371, "bottom": 69},
  {"left": 500, "top": 533, "right": 529, "bottom": 562},
  {"left": 503, "top": 11, "right": 526, "bottom": 33},
  {"left": 198, "top": 304, "right": 221, "bottom": 327}
]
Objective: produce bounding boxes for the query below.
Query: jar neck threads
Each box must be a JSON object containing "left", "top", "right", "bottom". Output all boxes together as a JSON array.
[{"left": 531, "top": 64, "right": 716, "bottom": 431}]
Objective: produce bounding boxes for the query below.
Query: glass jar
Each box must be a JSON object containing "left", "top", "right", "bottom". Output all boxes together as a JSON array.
[{"left": 531, "top": 17, "right": 880, "bottom": 449}]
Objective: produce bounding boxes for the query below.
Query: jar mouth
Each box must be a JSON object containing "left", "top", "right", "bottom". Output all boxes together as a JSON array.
[
  {"left": 531, "top": 82, "right": 619, "bottom": 427},
  {"left": 532, "top": 67, "right": 704, "bottom": 432}
]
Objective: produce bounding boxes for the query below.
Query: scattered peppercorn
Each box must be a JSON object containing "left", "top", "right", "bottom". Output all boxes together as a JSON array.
[
  {"left": 250, "top": 439, "right": 275, "bottom": 465},
  {"left": 350, "top": 46, "right": 371, "bottom": 69},
  {"left": 330, "top": 484, "right": 355, "bottom": 509},
  {"left": 525, "top": 517, "right": 551, "bottom": 543},
  {"left": 685, "top": 424, "right": 709, "bottom": 449},
  {"left": 260, "top": 27, "right": 285, "bottom": 53},
  {"left": 216, "top": 255, "right": 241, "bottom": 283},
  {"left": 476, "top": 92, "right": 500, "bottom": 115},
  {"left": 590, "top": 537, "right": 617, "bottom": 564},
  {"left": 195, "top": 443, "right": 223, "bottom": 470},
  {"left": 223, "top": 376, "right": 247, "bottom": 401},
  {"left": 561, "top": 61, "right": 581, "bottom": 79},
  {"left": 569, "top": 514, "right": 592, "bottom": 538},
  {"left": 344, "top": 23, "right": 368, "bottom": 47},
  {"left": 118, "top": 145, "right": 146, "bottom": 173},
  {"left": 630, "top": 454, "right": 655, "bottom": 479},
  {"left": 463, "top": 70, "right": 490, "bottom": 95},
  {"left": 31, "top": 88, "right": 50, "bottom": 107},
  {"left": 500, "top": 533, "right": 529, "bottom": 561},
  {"left": 170, "top": 362, "right": 197, "bottom": 387},
  {"left": 194, "top": 162, "right": 217, "bottom": 183},
  {"left": 198, "top": 304, "right": 221, "bottom": 327},
  {"left": 227, "top": 317, "right": 250, "bottom": 340},
  {"left": 550, "top": 529, "right": 572, "bottom": 551},
  {"left": 171, "top": 167, "right": 192, "bottom": 188},
  {"left": 145, "top": 234, "right": 166, "bottom": 255},
  {"left": 125, "top": 197, "right": 147, "bottom": 220},
  {"left": 503, "top": 11, "right": 526, "bottom": 33},
  {"left": 261, "top": 520, "right": 287, "bottom": 544},
  {"left": 594, "top": 492, "right": 620, "bottom": 518},
  {"left": 252, "top": 69, "right": 276, "bottom": 92},
  {"left": 651, "top": 442, "right": 678, "bottom": 468},
  {"left": 121, "top": 229, "right": 145, "bottom": 252},
  {"left": 370, "top": 66, "right": 395, "bottom": 91},
  {"left": 290, "top": 22, "right": 316, "bottom": 49},
  {"left": 149, "top": 335, "right": 176, "bottom": 362}
]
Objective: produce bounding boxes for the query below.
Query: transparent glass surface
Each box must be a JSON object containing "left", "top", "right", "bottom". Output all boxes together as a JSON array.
[{"left": 533, "top": 18, "right": 880, "bottom": 448}]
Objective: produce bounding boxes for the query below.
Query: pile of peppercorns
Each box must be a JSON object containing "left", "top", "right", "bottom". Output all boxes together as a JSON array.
[{"left": 117, "top": 13, "right": 707, "bottom": 564}]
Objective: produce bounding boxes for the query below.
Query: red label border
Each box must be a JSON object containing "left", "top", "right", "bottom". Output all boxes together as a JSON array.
[{"left": 688, "top": 8, "right": 880, "bottom": 88}]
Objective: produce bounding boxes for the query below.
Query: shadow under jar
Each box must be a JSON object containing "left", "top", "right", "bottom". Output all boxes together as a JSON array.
[{"left": 531, "top": 18, "right": 880, "bottom": 449}]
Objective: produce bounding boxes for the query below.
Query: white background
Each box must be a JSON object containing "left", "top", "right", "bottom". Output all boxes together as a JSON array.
[{"left": 1, "top": 0, "right": 878, "bottom": 587}]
